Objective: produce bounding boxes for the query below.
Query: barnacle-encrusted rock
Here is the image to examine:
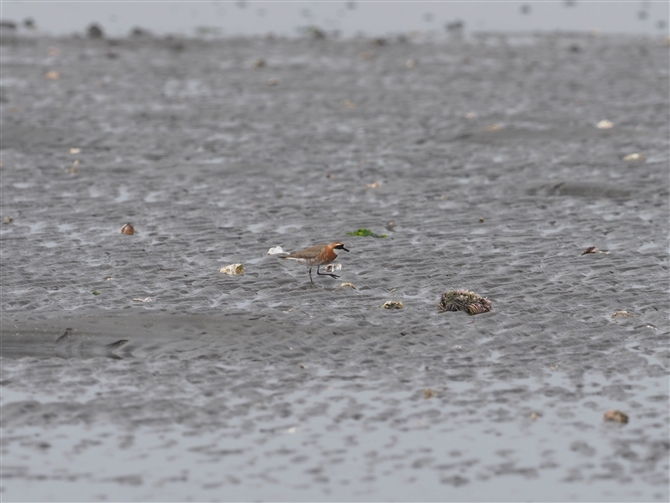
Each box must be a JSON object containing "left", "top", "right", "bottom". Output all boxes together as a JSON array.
[{"left": 438, "top": 290, "right": 492, "bottom": 315}]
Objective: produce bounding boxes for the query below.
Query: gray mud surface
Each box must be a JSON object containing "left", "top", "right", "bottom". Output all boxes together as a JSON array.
[{"left": 1, "top": 32, "right": 669, "bottom": 501}]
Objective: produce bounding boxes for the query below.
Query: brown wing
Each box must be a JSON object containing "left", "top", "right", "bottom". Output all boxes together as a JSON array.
[{"left": 283, "top": 244, "right": 327, "bottom": 259}]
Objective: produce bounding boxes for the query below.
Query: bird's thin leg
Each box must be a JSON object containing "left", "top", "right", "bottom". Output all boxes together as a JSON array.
[
  {"left": 316, "top": 265, "right": 339, "bottom": 279},
  {"left": 309, "top": 267, "right": 314, "bottom": 284}
]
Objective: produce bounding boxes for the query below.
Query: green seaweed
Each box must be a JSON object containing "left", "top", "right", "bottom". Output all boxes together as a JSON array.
[
  {"left": 346, "top": 228, "right": 387, "bottom": 238},
  {"left": 92, "top": 290, "right": 100, "bottom": 295}
]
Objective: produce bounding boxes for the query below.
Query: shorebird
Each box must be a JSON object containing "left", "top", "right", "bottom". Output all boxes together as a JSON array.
[{"left": 282, "top": 242, "right": 349, "bottom": 281}]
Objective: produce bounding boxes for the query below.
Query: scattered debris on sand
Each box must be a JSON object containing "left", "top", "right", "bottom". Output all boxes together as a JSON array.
[
  {"left": 340, "top": 282, "right": 356, "bottom": 289},
  {"left": 611, "top": 310, "right": 635, "bottom": 319},
  {"left": 381, "top": 300, "right": 404, "bottom": 309},
  {"left": 604, "top": 410, "right": 628, "bottom": 424},
  {"left": 220, "top": 264, "right": 244, "bottom": 275},
  {"left": 622, "top": 153, "right": 645, "bottom": 161},
  {"left": 267, "top": 246, "right": 285, "bottom": 255},
  {"left": 581, "top": 246, "right": 609, "bottom": 255},
  {"left": 324, "top": 263, "right": 342, "bottom": 273},
  {"left": 438, "top": 290, "right": 492, "bottom": 315}
]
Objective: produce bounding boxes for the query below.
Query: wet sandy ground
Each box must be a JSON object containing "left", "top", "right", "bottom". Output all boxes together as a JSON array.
[{"left": 1, "top": 31, "right": 669, "bottom": 501}]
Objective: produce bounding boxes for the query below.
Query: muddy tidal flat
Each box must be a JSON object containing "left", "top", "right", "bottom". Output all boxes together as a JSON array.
[{"left": 1, "top": 31, "right": 669, "bottom": 502}]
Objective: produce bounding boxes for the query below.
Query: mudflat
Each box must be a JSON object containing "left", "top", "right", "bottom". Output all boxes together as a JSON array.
[{"left": 1, "top": 31, "right": 668, "bottom": 501}]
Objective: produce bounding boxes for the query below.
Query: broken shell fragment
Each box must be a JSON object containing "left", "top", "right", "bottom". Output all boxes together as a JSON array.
[
  {"left": 622, "top": 153, "right": 645, "bottom": 161},
  {"left": 381, "top": 300, "right": 404, "bottom": 309},
  {"left": 611, "top": 310, "right": 635, "bottom": 319},
  {"left": 603, "top": 410, "right": 628, "bottom": 424},
  {"left": 267, "top": 246, "right": 285, "bottom": 255},
  {"left": 220, "top": 263, "right": 244, "bottom": 275},
  {"left": 423, "top": 389, "right": 436, "bottom": 399},
  {"left": 340, "top": 282, "right": 356, "bottom": 289},
  {"left": 120, "top": 223, "right": 135, "bottom": 235},
  {"left": 596, "top": 120, "right": 613, "bottom": 129},
  {"left": 323, "top": 263, "right": 342, "bottom": 273},
  {"left": 133, "top": 297, "right": 152, "bottom": 303},
  {"left": 438, "top": 289, "right": 492, "bottom": 315},
  {"left": 45, "top": 71, "right": 60, "bottom": 80}
]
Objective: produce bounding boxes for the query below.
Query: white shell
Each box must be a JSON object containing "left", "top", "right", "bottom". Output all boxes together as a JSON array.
[
  {"left": 220, "top": 264, "right": 244, "bottom": 275},
  {"left": 323, "top": 263, "right": 342, "bottom": 273}
]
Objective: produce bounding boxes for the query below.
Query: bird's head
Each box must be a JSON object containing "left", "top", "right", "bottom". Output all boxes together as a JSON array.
[{"left": 332, "top": 242, "right": 350, "bottom": 253}]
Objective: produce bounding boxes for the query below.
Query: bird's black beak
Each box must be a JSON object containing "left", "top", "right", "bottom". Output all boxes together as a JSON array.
[{"left": 342, "top": 246, "right": 350, "bottom": 252}]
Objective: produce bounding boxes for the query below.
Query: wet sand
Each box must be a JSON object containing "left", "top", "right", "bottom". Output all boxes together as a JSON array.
[{"left": 1, "top": 31, "right": 669, "bottom": 501}]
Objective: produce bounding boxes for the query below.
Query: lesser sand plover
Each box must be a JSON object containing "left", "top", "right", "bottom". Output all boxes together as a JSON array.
[{"left": 282, "top": 242, "right": 349, "bottom": 281}]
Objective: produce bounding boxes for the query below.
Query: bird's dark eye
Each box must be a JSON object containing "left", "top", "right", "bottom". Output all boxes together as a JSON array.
[{"left": 335, "top": 244, "right": 344, "bottom": 249}]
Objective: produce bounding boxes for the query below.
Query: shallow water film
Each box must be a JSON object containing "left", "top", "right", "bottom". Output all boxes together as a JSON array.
[{"left": 1, "top": 31, "right": 669, "bottom": 502}]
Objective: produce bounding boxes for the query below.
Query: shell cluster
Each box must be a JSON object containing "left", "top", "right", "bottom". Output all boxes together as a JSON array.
[{"left": 437, "top": 289, "right": 492, "bottom": 315}]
